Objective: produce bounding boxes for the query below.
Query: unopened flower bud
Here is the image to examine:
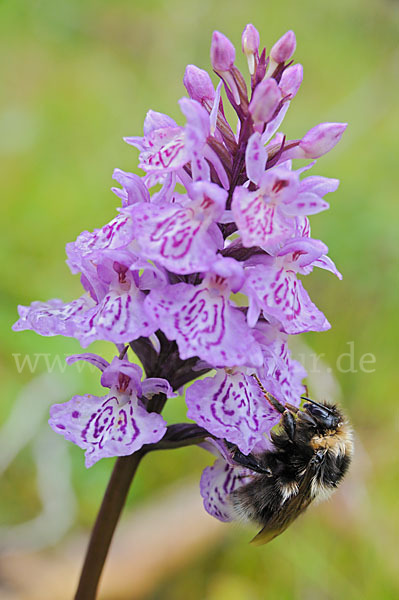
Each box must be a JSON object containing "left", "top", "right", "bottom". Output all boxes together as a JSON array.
[
  {"left": 211, "top": 31, "right": 235, "bottom": 72},
  {"left": 184, "top": 65, "right": 215, "bottom": 104},
  {"left": 270, "top": 30, "right": 296, "bottom": 64},
  {"left": 249, "top": 78, "right": 282, "bottom": 130},
  {"left": 300, "top": 122, "right": 348, "bottom": 158},
  {"left": 242, "top": 24, "right": 260, "bottom": 75},
  {"left": 279, "top": 64, "right": 303, "bottom": 98}
]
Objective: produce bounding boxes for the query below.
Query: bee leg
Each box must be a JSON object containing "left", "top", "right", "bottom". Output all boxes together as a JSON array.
[
  {"left": 251, "top": 374, "right": 285, "bottom": 414},
  {"left": 234, "top": 474, "right": 253, "bottom": 481},
  {"left": 225, "top": 441, "right": 271, "bottom": 475},
  {"left": 285, "top": 402, "right": 299, "bottom": 413},
  {"left": 282, "top": 410, "right": 296, "bottom": 441}
]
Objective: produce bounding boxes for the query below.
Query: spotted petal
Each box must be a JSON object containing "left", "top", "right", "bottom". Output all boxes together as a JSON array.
[
  {"left": 127, "top": 182, "right": 226, "bottom": 274},
  {"left": 49, "top": 393, "right": 167, "bottom": 467},
  {"left": 281, "top": 192, "right": 329, "bottom": 216},
  {"left": 76, "top": 289, "right": 156, "bottom": 347},
  {"left": 186, "top": 369, "right": 280, "bottom": 454},
  {"left": 139, "top": 128, "right": 189, "bottom": 172},
  {"left": 200, "top": 458, "right": 250, "bottom": 522},
  {"left": 246, "top": 264, "right": 330, "bottom": 334},
  {"left": 145, "top": 283, "right": 263, "bottom": 368},
  {"left": 232, "top": 187, "right": 295, "bottom": 253},
  {"left": 66, "top": 214, "right": 134, "bottom": 274},
  {"left": 12, "top": 296, "right": 95, "bottom": 337}
]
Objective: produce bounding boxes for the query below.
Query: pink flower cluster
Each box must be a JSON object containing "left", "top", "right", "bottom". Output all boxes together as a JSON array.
[{"left": 13, "top": 26, "right": 345, "bottom": 518}]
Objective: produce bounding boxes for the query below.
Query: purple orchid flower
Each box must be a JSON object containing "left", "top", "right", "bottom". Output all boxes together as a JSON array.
[
  {"left": 49, "top": 354, "right": 171, "bottom": 467},
  {"left": 186, "top": 367, "right": 281, "bottom": 455},
  {"left": 124, "top": 99, "right": 229, "bottom": 189},
  {"left": 125, "top": 181, "right": 227, "bottom": 274},
  {"left": 145, "top": 257, "right": 263, "bottom": 368},
  {"left": 243, "top": 237, "right": 340, "bottom": 333},
  {"left": 12, "top": 295, "right": 96, "bottom": 338},
  {"left": 74, "top": 258, "right": 158, "bottom": 347},
  {"left": 232, "top": 143, "right": 338, "bottom": 254}
]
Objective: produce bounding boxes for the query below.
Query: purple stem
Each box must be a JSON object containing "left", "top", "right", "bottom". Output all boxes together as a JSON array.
[
  {"left": 74, "top": 452, "right": 144, "bottom": 599},
  {"left": 73, "top": 422, "right": 211, "bottom": 598}
]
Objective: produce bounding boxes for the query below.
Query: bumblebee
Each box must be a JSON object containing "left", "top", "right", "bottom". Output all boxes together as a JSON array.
[{"left": 229, "top": 376, "right": 353, "bottom": 545}]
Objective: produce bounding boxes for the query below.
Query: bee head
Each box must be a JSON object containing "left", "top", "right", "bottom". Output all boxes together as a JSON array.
[{"left": 301, "top": 397, "right": 342, "bottom": 431}]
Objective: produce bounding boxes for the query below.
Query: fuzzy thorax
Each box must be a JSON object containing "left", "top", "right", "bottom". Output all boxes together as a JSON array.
[{"left": 310, "top": 420, "right": 354, "bottom": 458}]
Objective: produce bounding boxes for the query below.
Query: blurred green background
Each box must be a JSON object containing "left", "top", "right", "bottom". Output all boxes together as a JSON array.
[{"left": 1, "top": 0, "right": 398, "bottom": 598}]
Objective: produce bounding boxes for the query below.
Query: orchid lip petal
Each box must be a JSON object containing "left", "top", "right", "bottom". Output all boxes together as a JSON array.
[
  {"left": 245, "top": 260, "right": 331, "bottom": 335},
  {"left": 187, "top": 369, "right": 281, "bottom": 455},
  {"left": 145, "top": 281, "right": 263, "bottom": 369},
  {"left": 49, "top": 393, "right": 167, "bottom": 467},
  {"left": 125, "top": 182, "right": 226, "bottom": 275},
  {"left": 49, "top": 356, "right": 170, "bottom": 466},
  {"left": 12, "top": 296, "right": 96, "bottom": 338},
  {"left": 200, "top": 458, "right": 249, "bottom": 522}
]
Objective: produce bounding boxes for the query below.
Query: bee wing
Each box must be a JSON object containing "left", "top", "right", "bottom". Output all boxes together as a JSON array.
[{"left": 250, "top": 458, "right": 319, "bottom": 546}]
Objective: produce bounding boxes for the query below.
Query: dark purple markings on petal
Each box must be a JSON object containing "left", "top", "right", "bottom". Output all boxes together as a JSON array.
[
  {"left": 209, "top": 375, "right": 260, "bottom": 436},
  {"left": 187, "top": 371, "right": 276, "bottom": 455},
  {"left": 232, "top": 188, "right": 295, "bottom": 252},
  {"left": 77, "top": 215, "right": 133, "bottom": 255},
  {"left": 200, "top": 458, "right": 251, "bottom": 522},
  {"left": 50, "top": 393, "right": 167, "bottom": 467},
  {"left": 269, "top": 270, "right": 303, "bottom": 323},
  {"left": 150, "top": 208, "right": 201, "bottom": 260},
  {"left": 130, "top": 197, "right": 221, "bottom": 274},
  {"left": 127, "top": 404, "right": 140, "bottom": 443},
  {"left": 147, "top": 282, "right": 263, "bottom": 367},
  {"left": 113, "top": 407, "right": 130, "bottom": 442},
  {"left": 248, "top": 264, "right": 329, "bottom": 334},
  {"left": 173, "top": 289, "right": 225, "bottom": 349},
  {"left": 142, "top": 134, "right": 187, "bottom": 170},
  {"left": 91, "top": 218, "right": 126, "bottom": 247},
  {"left": 82, "top": 397, "right": 117, "bottom": 445},
  {"left": 109, "top": 401, "right": 141, "bottom": 446},
  {"left": 72, "top": 411, "right": 80, "bottom": 419},
  {"left": 99, "top": 294, "right": 123, "bottom": 332},
  {"left": 222, "top": 464, "right": 235, "bottom": 496},
  {"left": 78, "top": 288, "right": 155, "bottom": 346},
  {"left": 242, "top": 194, "right": 274, "bottom": 235}
]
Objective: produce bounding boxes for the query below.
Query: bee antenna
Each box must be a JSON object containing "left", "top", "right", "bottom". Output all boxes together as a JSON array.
[
  {"left": 301, "top": 396, "right": 335, "bottom": 415},
  {"left": 251, "top": 374, "right": 285, "bottom": 414}
]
